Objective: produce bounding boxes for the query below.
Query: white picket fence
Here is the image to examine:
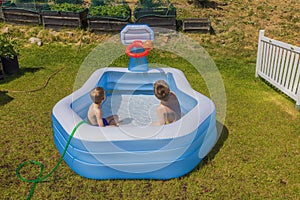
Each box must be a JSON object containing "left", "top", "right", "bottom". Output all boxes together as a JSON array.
[{"left": 256, "top": 30, "right": 300, "bottom": 109}]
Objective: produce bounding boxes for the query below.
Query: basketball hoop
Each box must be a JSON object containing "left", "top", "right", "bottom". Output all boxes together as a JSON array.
[{"left": 125, "top": 40, "right": 150, "bottom": 58}]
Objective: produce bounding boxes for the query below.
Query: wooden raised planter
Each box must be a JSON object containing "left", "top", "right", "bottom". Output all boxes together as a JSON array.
[
  {"left": 182, "top": 18, "right": 211, "bottom": 33},
  {"left": 88, "top": 16, "right": 130, "bottom": 33},
  {"left": 0, "top": 60, "right": 4, "bottom": 80},
  {"left": 1, "top": 3, "right": 43, "bottom": 25},
  {"left": 42, "top": 9, "right": 88, "bottom": 30},
  {"left": 0, "top": 6, "right": 4, "bottom": 22},
  {"left": 135, "top": 16, "right": 176, "bottom": 31},
  {"left": 134, "top": 7, "right": 177, "bottom": 31}
]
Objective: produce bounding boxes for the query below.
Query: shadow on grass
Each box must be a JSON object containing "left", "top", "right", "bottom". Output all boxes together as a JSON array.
[
  {"left": 257, "top": 77, "right": 299, "bottom": 109},
  {"left": 195, "top": 0, "right": 227, "bottom": 10},
  {"left": 0, "top": 67, "right": 44, "bottom": 84},
  {"left": 187, "top": 120, "right": 229, "bottom": 174},
  {"left": 0, "top": 67, "right": 44, "bottom": 106},
  {"left": 0, "top": 91, "right": 13, "bottom": 105},
  {"left": 209, "top": 120, "right": 228, "bottom": 159}
]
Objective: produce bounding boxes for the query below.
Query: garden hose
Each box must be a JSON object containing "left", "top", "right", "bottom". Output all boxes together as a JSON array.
[{"left": 16, "top": 120, "right": 86, "bottom": 200}]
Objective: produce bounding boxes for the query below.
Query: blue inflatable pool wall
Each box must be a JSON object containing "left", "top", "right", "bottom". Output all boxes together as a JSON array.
[{"left": 52, "top": 68, "right": 218, "bottom": 180}]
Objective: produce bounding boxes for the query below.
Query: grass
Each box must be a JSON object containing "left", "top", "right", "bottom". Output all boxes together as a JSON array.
[{"left": 1, "top": 0, "right": 300, "bottom": 199}]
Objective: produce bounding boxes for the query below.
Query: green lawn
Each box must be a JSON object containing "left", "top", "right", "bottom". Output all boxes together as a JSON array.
[{"left": 1, "top": 0, "right": 300, "bottom": 199}]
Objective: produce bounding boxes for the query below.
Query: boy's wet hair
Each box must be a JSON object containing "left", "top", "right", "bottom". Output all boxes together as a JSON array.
[
  {"left": 90, "top": 87, "right": 105, "bottom": 104},
  {"left": 154, "top": 80, "right": 170, "bottom": 101}
]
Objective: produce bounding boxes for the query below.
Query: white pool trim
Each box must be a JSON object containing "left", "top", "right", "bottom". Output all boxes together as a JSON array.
[{"left": 53, "top": 68, "right": 214, "bottom": 142}]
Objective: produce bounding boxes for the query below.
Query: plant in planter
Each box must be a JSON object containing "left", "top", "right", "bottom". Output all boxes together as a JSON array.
[
  {"left": 0, "top": 34, "right": 20, "bottom": 74},
  {"left": 89, "top": 4, "right": 130, "bottom": 19},
  {"left": 134, "top": 0, "right": 177, "bottom": 31},
  {"left": 88, "top": 0, "right": 131, "bottom": 32},
  {"left": 45, "top": 0, "right": 85, "bottom": 12},
  {"left": 135, "top": 0, "right": 175, "bottom": 15},
  {"left": 137, "top": 0, "right": 166, "bottom": 8},
  {"left": 49, "top": 2, "right": 85, "bottom": 12}
]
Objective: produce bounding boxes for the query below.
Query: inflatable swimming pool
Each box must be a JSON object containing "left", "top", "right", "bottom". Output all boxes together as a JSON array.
[
  {"left": 52, "top": 25, "right": 219, "bottom": 179},
  {"left": 52, "top": 67, "right": 218, "bottom": 179}
]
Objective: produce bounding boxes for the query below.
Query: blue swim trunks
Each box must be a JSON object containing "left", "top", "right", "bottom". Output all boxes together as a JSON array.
[{"left": 102, "top": 118, "right": 109, "bottom": 127}]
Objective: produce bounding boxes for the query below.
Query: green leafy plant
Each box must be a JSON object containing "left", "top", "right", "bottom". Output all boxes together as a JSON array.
[
  {"left": 0, "top": 35, "right": 19, "bottom": 59},
  {"left": 14, "top": 0, "right": 47, "bottom": 3},
  {"left": 49, "top": 3, "right": 85, "bottom": 12},
  {"left": 91, "top": 0, "right": 124, "bottom": 7},
  {"left": 137, "top": 0, "right": 173, "bottom": 8},
  {"left": 54, "top": 0, "right": 83, "bottom": 4},
  {"left": 89, "top": 4, "right": 130, "bottom": 18},
  {"left": 134, "top": 0, "right": 175, "bottom": 20}
]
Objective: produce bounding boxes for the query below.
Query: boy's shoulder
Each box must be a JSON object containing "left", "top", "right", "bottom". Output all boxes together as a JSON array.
[
  {"left": 170, "top": 91, "right": 177, "bottom": 96},
  {"left": 157, "top": 104, "right": 166, "bottom": 111}
]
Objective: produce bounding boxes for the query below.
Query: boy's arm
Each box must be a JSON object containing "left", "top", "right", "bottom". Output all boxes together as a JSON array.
[
  {"left": 95, "top": 108, "right": 104, "bottom": 127},
  {"left": 156, "top": 106, "right": 166, "bottom": 125}
]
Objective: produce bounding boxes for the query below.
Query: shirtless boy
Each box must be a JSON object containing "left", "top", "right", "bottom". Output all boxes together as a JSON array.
[
  {"left": 87, "top": 87, "right": 119, "bottom": 127},
  {"left": 153, "top": 80, "right": 181, "bottom": 125}
]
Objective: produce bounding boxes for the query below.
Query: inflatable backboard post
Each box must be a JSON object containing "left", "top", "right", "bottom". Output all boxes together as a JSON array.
[{"left": 120, "top": 25, "right": 154, "bottom": 72}]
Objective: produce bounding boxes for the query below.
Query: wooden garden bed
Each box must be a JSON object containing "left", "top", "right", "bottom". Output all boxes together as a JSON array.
[
  {"left": 134, "top": 7, "right": 177, "bottom": 31},
  {"left": 182, "top": 18, "right": 211, "bottom": 33},
  {"left": 42, "top": 9, "right": 88, "bottom": 30},
  {"left": 0, "top": 60, "right": 4, "bottom": 80},
  {"left": 0, "top": 11, "right": 3, "bottom": 23},
  {"left": 134, "top": 16, "right": 176, "bottom": 31},
  {"left": 2, "top": 6, "right": 42, "bottom": 25},
  {"left": 88, "top": 17, "right": 129, "bottom": 32}
]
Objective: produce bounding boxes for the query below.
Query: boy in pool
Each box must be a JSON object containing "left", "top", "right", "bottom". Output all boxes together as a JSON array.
[
  {"left": 87, "top": 87, "right": 119, "bottom": 127},
  {"left": 153, "top": 80, "right": 181, "bottom": 125}
]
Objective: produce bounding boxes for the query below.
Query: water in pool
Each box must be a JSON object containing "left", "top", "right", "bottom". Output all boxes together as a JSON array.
[{"left": 100, "top": 94, "right": 160, "bottom": 127}]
